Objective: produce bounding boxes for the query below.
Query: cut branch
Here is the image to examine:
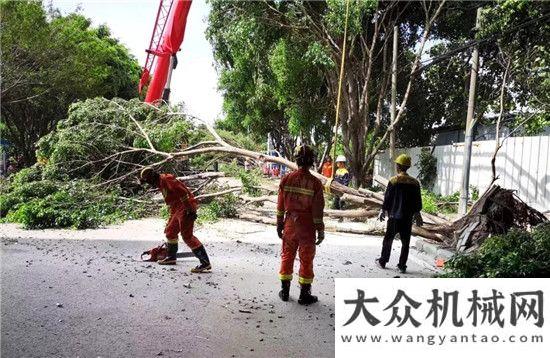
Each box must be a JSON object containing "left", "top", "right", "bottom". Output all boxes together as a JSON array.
[
  {"left": 177, "top": 172, "right": 226, "bottom": 182},
  {"left": 195, "top": 187, "right": 241, "bottom": 202}
]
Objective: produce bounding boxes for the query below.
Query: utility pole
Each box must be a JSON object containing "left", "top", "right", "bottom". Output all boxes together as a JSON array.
[
  {"left": 389, "top": 25, "right": 398, "bottom": 166},
  {"left": 459, "top": 8, "right": 482, "bottom": 214}
]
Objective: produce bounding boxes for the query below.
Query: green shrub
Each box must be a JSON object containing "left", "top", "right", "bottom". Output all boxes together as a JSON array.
[
  {"left": 159, "top": 193, "right": 239, "bottom": 223},
  {"left": 436, "top": 191, "right": 460, "bottom": 214},
  {"left": 0, "top": 193, "right": 19, "bottom": 218},
  {"left": 220, "top": 162, "right": 240, "bottom": 177},
  {"left": 442, "top": 223, "right": 550, "bottom": 278},
  {"left": 198, "top": 194, "right": 238, "bottom": 223},
  {"left": 416, "top": 149, "right": 437, "bottom": 190},
  {"left": 3, "top": 179, "right": 147, "bottom": 229},
  {"left": 470, "top": 185, "right": 479, "bottom": 201},
  {"left": 159, "top": 205, "right": 170, "bottom": 220},
  {"left": 1, "top": 180, "right": 59, "bottom": 218},
  {"left": 221, "top": 162, "right": 262, "bottom": 196},
  {"left": 421, "top": 190, "right": 462, "bottom": 214},
  {"left": 239, "top": 169, "right": 262, "bottom": 196},
  {"left": 421, "top": 189, "right": 438, "bottom": 214},
  {"left": 8, "top": 165, "right": 43, "bottom": 188}
]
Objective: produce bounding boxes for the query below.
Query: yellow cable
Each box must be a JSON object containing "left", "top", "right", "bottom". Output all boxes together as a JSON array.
[
  {"left": 324, "top": 178, "right": 333, "bottom": 194},
  {"left": 326, "top": 0, "right": 351, "bottom": 193}
]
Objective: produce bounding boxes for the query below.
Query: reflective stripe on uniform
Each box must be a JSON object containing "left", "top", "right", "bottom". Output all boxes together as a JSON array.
[
  {"left": 283, "top": 186, "right": 314, "bottom": 196},
  {"left": 279, "top": 273, "right": 293, "bottom": 281},
  {"left": 165, "top": 238, "right": 178, "bottom": 244},
  {"left": 276, "top": 210, "right": 285, "bottom": 217},
  {"left": 335, "top": 168, "right": 349, "bottom": 176},
  {"left": 298, "top": 276, "right": 313, "bottom": 284}
]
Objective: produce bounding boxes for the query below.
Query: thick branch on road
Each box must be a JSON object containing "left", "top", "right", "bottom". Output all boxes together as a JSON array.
[
  {"left": 195, "top": 187, "right": 242, "bottom": 202},
  {"left": 177, "top": 172, "right": 226, "bottom": 182}
]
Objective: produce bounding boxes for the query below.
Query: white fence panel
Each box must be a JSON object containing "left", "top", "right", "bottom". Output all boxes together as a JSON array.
[{"left": 373, "top": 136, "right": 550, "bottom": 212}]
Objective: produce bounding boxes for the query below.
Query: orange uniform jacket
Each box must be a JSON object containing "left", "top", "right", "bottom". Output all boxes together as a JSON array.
[
  {"left": 276, "top": 168, "right": 325, "bottom": 231},
  {"left": 321, "top": 162, "right": 333, "bottom": 178},
  {"left": 159, "top": 174, "right": 197, "bottom": 214}
]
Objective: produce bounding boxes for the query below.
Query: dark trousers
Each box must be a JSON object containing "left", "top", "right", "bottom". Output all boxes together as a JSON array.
[
  {"left": 333, "top": 196, "right": 345, "bottom": 210},
  {"left": 380, "top": 217, "right": 413, "bottom": 269}
]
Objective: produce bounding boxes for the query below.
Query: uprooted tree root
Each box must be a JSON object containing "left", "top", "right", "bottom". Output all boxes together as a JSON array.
[{"left": 452, "top": 185, "right": 548, "bottom": 252}]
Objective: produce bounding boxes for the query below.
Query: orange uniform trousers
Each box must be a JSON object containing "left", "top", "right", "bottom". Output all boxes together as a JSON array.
[
  {"left": 165, "top": 208, "right": 202, "bottom": 250},
  {"left": 279, "top": 212, "right": 316, "bottom": 284}
]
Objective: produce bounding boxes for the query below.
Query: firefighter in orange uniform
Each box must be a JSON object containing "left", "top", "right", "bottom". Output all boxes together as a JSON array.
[
  {"left": 140, "top": 167, "right": 211, "bottom": 273},
  {"left": 276, "top": 145, "right": 325, "bottom": 305},
  {"left": 321, "top": 155, "right": 333, "bottom": 178}
]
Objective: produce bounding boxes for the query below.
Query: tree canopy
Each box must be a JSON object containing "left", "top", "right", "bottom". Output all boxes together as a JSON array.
[
  {"left": 207, "top": 0, "right": 334, "bottom": 158},
  {"left": 1, "top": 0, "right": 141, "bottom": 166},
  {"left": 207, "top": 0, "right": 549, "bottom": 186},
  {"left": 36, "top": 98, "right": 207, "bottom": 185},
  {"left": 207, "top": 0, "right": 458, "bottom": 185}
]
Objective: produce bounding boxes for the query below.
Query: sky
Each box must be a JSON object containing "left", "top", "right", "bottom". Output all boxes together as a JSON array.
[{"left": 51, "top": 0, "right": 223, "bottom": 124}]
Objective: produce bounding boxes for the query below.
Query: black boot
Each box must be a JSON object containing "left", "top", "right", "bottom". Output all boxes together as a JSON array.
[
  {"left": 158, "top": 243, "right": 178, "bottom": 265},
  {"left": 298, "top": 284, "right": 318, "bottom": 305},
  {"left": 375, "top": 258, "right": 386, "bottom": 269},
  {"left": 278, "top": 280, "right": 290, "bottom": 302},
  {"left": 191, "top": 245, "right": 211, "bottom": 273}
]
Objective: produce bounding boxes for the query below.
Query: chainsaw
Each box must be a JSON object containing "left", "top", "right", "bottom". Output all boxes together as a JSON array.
[{"left": 141, "top": 243, "right": 194, "bottom": 262}]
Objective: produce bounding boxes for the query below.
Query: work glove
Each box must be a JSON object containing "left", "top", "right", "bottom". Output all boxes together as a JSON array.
[
  {"left": 187, "top": 211, "right": 198, "bottom": 221},
  {"left": 277, "top": 222, "right": 284, "bottom": 239},
  {"left": 414, "top": 212, "right": 424, "bottom": 227},
  {"left": 315, "top": 230, "right": 325, "bottom": 246},
  {"left": 377, "top": 209, "right": 386, "bottom": 222}
]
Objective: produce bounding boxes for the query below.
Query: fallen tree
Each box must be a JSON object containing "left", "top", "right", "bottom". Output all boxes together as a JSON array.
[
  {"left": 56, "top": 99, "right": 546, "bottom": 247},
  {"left": 195, "top": 187, "right": 241, "bottom": 203},
  {"left": 236, "top": 212, "right": 385, "bottom": 236},
  {"left": 177, "top": 171, "right": 225, "bottom": 182},
  {"left": 91, "top": 101, "right": 457, "bottom": 241},
  {"left": 243, "top": 205, "right": 379, "bottom": 220}
]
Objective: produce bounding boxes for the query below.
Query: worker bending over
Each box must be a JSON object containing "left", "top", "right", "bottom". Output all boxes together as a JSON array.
[
  {"left": 376, "top": 154, "right": 423, "bottom": 274},
  {"left": 276, "top": 145, "right": 325, "bottom": 305},
  {"left": 140, "top": 168, "right": 211, "bottom": 273}
]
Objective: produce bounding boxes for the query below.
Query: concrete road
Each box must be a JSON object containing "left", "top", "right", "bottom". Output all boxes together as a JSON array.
[{"left": 1, "top": 219, "right": 438, "bottom": 357}]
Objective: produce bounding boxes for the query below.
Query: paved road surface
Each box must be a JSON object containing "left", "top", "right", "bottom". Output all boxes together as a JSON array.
[{"left": 1, "top": 219, "right": 438, "bottom": 357}]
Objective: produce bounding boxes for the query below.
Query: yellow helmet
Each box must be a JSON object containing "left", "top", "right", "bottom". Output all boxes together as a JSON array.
[{"left": 395, "top": 154, "right": 412, "bottom": 167}]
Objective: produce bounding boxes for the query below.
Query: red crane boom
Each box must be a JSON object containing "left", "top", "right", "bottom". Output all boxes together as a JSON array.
[{"left": 139, "top": 0, "right": 193, "bottom": 104}]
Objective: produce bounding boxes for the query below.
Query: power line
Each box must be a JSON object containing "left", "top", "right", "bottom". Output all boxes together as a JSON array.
[{"left": 412, "top": 11, "right": 550, "bottom": 76}]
